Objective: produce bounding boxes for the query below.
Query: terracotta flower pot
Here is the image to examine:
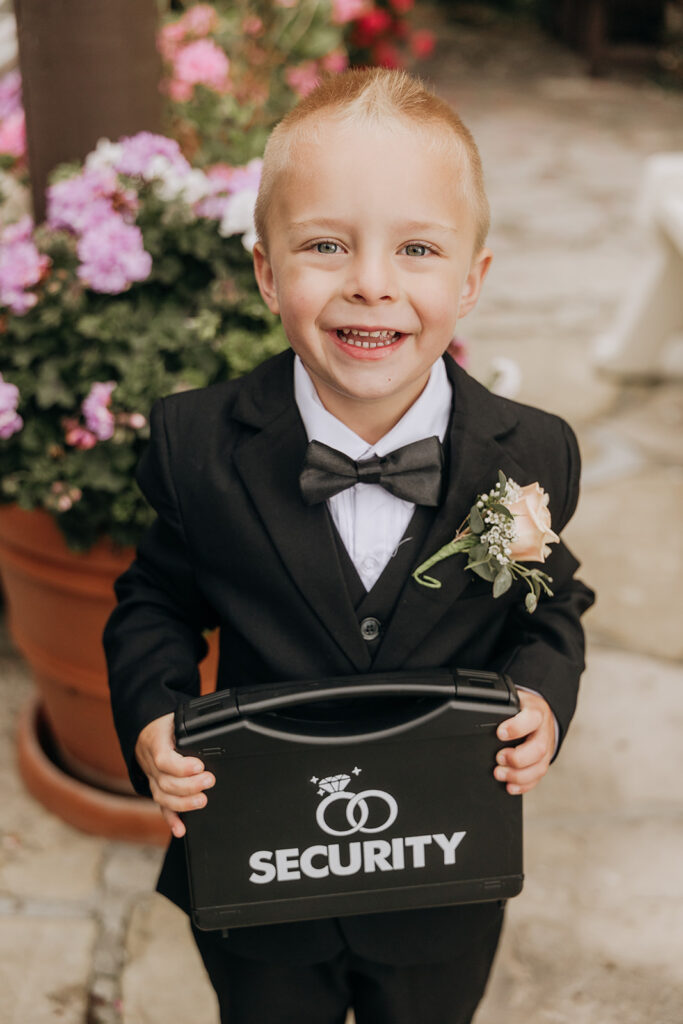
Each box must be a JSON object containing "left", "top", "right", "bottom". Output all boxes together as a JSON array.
[{"left": 0, "top": 504, "right": 218, "bottom": 842}]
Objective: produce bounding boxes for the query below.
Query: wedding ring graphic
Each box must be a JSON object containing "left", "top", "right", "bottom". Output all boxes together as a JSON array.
[{"left": 314, "top": 773, "right": 398, "bottom": 837}]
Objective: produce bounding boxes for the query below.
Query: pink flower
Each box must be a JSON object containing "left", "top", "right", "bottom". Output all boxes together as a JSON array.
[
  {"left": 321, "top": 50, "right": 350, "bottom": 73},
  {"left": 0, "top": 110, "right": 26, "bottom": 159},
  {"left": 243, "top": 15, "right": 264, "bottom": 36},
  {"left": 63, "top": 418, "right": 98, "bottom": 449},
  {"left": 174, "top": 39, "right": 230, "bottom": 94},
  {"left": 165, "top": 78, "right": 194, "bottom": 103},
  {"left": 507, "top": 484, "right": 559, "bottom": 563},
  {"left": 446, "top": 335, "right": 469, "bottom": 368},
  {"left": 115, "top": 132, "right": 190, "bottom": 179},
  {"left": 2, "top": 216, "right": 33, "bottom": 245},
  {"left": 0, "top": 70, "right": 22, "bottom": 121},
  {"left": 166, "top": 78, "right": 194, "bottom": 103},
  {"left": 47, "top": 168, "right": 122, "bottom": 234},
  {"left": 82, "top": 381, "right": 116, "bottom": 441},
  {"left": 331, "top": 0, "right": 370, "bottom": 25},
  {"left": 182, "top": 4, "right": 218, "bottom": 37},
  {"left": 0, "top": 221, "right": 50, "bottom": 315},
  {"left": 77, "top": 215, "right": 152, "bottom": 294},
  {"left": 158, "top": 21, "right": 187, "bottom": 62},
  {"left": 194, "top": 159, "right": 263, "bottom": 220},
  {"left": 0, "top": 373, "right": 23, "bottom": 439},
  {"left": 285, "top": 62, "right": 321, "bottom": 99},
  {"left": 410, "top": 29, "right": 436, "bottom": 59}
]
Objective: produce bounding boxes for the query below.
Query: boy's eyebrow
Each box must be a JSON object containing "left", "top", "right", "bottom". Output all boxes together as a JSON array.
[{"left": 289, "top": 218, "right": 459, "bottom": 235}]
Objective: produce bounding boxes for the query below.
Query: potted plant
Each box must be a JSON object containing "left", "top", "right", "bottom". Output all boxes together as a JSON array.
[{"left": 0, "top": 130, "right": 286, "bottom": 839}]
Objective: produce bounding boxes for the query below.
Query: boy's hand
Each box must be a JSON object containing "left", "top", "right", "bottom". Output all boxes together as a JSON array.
[
  {"left": 493, "top": 690, "right": 555, "bottom": 796},
  {"left": 134, "top": 712, "right": 215, "bottom": 838}
]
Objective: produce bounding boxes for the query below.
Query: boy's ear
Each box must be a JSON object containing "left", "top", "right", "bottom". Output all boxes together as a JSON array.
[
  {"left": 457, "top": 247, "right": 493, "bottom": 319},
  {"left": 253, "top": 242, "right": 280, "bottom": 316}
]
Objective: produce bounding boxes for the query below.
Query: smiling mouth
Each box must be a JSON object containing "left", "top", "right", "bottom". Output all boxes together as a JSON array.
[{"left": 335, "top": 327, "right": 403, "bottom": 349}]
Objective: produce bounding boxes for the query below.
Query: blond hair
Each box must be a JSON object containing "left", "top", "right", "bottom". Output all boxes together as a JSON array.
[{"left": 254, "top": 67, "right": 490, "bottom": 255}]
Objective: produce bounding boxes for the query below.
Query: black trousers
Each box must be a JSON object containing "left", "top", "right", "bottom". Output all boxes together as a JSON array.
[{"left": 191, "top": 917, "right": 503, "bottom": 1024}]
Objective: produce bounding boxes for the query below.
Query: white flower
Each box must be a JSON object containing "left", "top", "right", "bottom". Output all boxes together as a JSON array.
[
  {"left": 219, "top": 188, "right": 258, "bottom": 251},
  {"left": 85, "top": 139, "right": 124, "bottom": 173}
]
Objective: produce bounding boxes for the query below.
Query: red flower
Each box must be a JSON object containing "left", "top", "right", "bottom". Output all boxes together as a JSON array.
[
  {"left": 388, "top": 0, "right": 414, "bottom": 12},
  {"left": 410, "top": 29, "right": 436, "bottom": 59},
  {"left": 352, "top": 8, "right": 393, "bottom": 47},
  {"left": 371, "top": 40, "right": 403, "bottom": 68}
]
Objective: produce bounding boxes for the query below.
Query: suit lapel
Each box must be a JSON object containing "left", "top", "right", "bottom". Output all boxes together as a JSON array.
[
  {"left": 372, "top": 356, "right": 527, "bottom": 671},
  {"left": 231, "top": 352, "right": 372, "bottom": 672}
]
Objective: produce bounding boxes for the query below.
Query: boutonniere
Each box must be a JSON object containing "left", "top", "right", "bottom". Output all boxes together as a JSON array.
[{"left": 412, "top": 470, "right": 559, "bottom": 613}]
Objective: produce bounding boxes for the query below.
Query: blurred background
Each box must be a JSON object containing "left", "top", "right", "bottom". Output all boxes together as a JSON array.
[{"left": 0, "top": 2, "right": 681, "bottom": 1022}]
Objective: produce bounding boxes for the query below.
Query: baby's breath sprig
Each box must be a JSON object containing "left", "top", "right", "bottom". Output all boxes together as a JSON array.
[{"left": 412, "top": 469, "right": 556, "bottom": 614}]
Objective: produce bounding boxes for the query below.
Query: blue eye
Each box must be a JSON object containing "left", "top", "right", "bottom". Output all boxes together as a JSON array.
[
  {"left": 314, "top": 241, "right": 340, "bottom": 254},
  {"left": 403, "top": 243, "right": 432, "bottom": 257}
]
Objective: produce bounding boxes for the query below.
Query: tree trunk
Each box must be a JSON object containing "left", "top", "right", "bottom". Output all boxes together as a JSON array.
[{"left": 14, "top": 0, "right": 163, "bottom": 222}]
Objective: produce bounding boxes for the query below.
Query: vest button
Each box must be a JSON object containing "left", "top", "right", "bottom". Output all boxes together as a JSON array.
[{"left": 360, "top": 617, "right": 381, "bottom": 642}]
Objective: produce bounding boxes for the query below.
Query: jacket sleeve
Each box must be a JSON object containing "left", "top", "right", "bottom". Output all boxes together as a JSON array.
[
  {"left": 103, "top": 397, "right": 218, "bottom": 796},
  {"left": 491, "top": 419, "right": 595, "bottom": 757}
]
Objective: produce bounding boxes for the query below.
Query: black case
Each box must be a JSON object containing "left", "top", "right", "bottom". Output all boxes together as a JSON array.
[{"left": 175, "top": 668, "right": 523, "bottom": 932}]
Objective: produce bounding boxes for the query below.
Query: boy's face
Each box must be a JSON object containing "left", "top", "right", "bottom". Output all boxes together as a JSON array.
[{"left": 253, "top": 117, "right": 492, "bottom": 436}]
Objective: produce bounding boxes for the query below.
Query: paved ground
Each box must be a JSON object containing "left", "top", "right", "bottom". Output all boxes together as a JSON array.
[{"left": 1, "top": 9, "right": 682, "bottom": 1024}]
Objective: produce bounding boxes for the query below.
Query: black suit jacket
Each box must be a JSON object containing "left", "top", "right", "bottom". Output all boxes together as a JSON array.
[{"left": 103, "top": 350, "right": 594, "bottom": 965}]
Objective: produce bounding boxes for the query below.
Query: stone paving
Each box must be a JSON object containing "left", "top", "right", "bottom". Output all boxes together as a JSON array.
[{"left": 1, "top": 9, "right": 683, "bottom": 1024}]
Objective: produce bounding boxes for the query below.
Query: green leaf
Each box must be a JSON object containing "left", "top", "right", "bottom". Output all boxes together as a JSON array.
[
  {"left": 469, "top": 542, "right": 488, "bottom": 562},
  {"left": 469, "top": 504, "right": 484, "bottom": 534},
  {"left": 490, "top": 502, "right": 514, "bottom": 520},
  {"left": 525, "top": 592, "right": 538, "bottom": 613},
  {"left": 498, "top": 469, "right": 507, "bottom": 491},
  {"left": 493, "top": 566, "right": 512, "bottom": 598},
  {"left": 469, "top": 561, "right": 497, "bottom": 582}
]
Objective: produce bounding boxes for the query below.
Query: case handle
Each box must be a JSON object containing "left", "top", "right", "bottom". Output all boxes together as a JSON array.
[{"left": 235, "top": 670, "right": 457, "bottom": 715}]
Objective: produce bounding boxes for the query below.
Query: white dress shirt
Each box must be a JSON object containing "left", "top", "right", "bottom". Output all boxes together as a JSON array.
[
  {"left": 294, "top": 355, "right": 558, "bottom": 752},
  {"left": 294, "top": 355, "right": 451, "bottom": 591}
]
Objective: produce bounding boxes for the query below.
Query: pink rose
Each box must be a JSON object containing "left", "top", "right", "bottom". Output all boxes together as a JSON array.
[{"left": 507, "top": 483, "right": 559, "bottom": 563}]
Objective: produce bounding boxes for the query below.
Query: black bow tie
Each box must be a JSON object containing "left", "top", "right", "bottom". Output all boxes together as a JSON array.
[{"left": 300, "top": 436, "right": 444, "bottom": 507}]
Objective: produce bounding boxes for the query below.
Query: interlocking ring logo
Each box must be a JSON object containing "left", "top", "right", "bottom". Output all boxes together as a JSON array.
[{"left": 316, "top": 788, "right": 398, "bottom": 837}]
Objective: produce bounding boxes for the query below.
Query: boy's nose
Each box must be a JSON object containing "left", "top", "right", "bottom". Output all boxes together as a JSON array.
[{"left": 343, "top": 253, "right": 399, "bottom": 304}]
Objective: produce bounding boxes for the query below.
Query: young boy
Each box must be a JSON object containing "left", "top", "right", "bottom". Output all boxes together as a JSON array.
[{"left": 104, "top": 68, "right": 595, "bottom": 1024}]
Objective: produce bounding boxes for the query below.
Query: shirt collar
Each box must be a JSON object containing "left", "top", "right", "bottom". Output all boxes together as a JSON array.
[{"left": 293, "top": 354, "right": 452, "bottom": 460}]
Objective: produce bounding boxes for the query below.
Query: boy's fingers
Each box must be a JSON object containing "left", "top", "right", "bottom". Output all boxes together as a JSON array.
[
  {"left": 497, "top": 736, "right": 547, "bottom": 770},
  {"left": 495, "top": 760, "right": 548, "bottom": 788},
  {"left": 161, "top": 808, "right": 186, "bottom": 839},
  {"left": 150, "top": 780, "right": 208, "bottom": 814},
  {"left": 153, "top": 746, "right": 205, "bottom": 778},
  {"left": 155, "top": 772, "right": 215, "bottom": 798},
  {"left": 496, "top": 707, "right": 543, "bottom": 742}
]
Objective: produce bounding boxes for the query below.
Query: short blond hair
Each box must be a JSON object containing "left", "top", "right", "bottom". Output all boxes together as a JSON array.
[{"left": 254, "top": 67, "right": 490, "bottom": 255}]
